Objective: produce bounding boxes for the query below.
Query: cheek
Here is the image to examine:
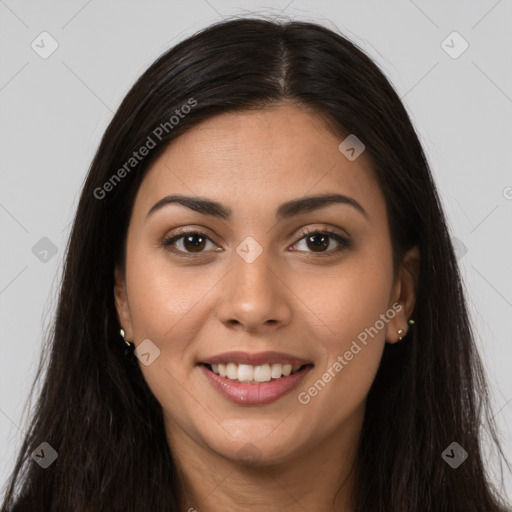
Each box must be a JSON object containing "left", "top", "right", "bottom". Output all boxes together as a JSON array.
[
  {"left": 296, "top": 277, "right": 390, "bottom": 435},
  {"left": 309, "top": 252, "right": 394, "bottom": 348},
  {"left": 123, "top": 248, "right": 214, "bottom": 411},
  {"left": 124, "top": 244, "right": 214, "bottom": 343},
  {"left": 300, "top": 249, "right": 393, "bottom": 406}
]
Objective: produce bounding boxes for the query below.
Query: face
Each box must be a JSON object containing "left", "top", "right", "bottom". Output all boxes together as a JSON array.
[{"left": 115, "top": 102, "right": 418, "bottom": 467}]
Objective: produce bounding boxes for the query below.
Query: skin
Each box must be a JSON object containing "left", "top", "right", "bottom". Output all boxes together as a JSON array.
[{"left": 114, "top": 101, "right": 419, "bottom": 511}]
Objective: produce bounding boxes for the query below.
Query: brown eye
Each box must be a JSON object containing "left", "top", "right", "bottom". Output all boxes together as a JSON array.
[
  {"left": 305, "top": 233, "right": 329, "bottom": 252},
  {"left": 162, "top": 231, "right": 216, "bottom": 255},
  {"left": 290, "top": 229, "right": 351, "bottom": 256},
  {"left": 181, "top": 233, "right": 207, "bottom": 252},
  {"left": 162, "top": 228, "right": 351, "bottom": 259}
]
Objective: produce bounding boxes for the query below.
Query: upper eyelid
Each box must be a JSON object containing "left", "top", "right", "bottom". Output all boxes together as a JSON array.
[{"left": 164, "top": 226, "right": 350, "bottom": 251}]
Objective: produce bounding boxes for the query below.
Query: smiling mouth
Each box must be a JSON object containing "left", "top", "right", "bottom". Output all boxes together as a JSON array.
[{"left": 201, "top": 362, "right": 313, "bottom": 384}]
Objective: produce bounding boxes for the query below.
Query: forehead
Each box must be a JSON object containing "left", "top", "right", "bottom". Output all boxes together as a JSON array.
[{"left": 133, "top": 103, "right": 385, "bottom": 223}]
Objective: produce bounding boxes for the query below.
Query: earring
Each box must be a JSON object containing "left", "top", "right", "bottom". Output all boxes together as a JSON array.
[
  {"left": 397, "top": 318, "right": 415, "bottom": 341},
  {"left": 120, "top": 328, "right": 135, "bottom": 358},
  {"left": 120, "top": 328, "right": 133, "bottom": 347}
]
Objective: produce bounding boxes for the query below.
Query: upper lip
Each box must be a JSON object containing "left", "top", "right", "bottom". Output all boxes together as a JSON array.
[{"left": 200, "top": 351, "right": 312, "bottom": 367}]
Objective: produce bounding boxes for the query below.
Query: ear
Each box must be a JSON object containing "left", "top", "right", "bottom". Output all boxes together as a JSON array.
[
  {"left": 114, "top": 265, "right": 134, "bottom": 341},
  {"left": 385, "top": 245, "right": 420, "bottom": 344}
]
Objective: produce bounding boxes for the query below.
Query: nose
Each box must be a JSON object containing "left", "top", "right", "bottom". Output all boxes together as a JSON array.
[{"left": 216, "top": 247, "right": 293, "bottom": 334}]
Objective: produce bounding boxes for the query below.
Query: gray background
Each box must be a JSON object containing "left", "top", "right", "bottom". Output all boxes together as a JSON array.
[{"left": 1, "top": 0, "right": 511, "bottom": 502}]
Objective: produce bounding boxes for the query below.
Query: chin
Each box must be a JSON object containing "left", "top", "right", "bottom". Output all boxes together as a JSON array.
[{"left": 205, "top": 429, "right": 310, "bottom": 467}]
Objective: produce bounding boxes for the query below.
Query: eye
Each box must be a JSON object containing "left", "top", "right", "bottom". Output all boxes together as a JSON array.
[
  {"left": 162, "top": 230, "right": 218, "bottom": 256},
  {"left": 290, "top": 228, "right": 351, "bottom": 256},
  {"left": 161, "top": 227, "right": 351, "bottom": 258}
]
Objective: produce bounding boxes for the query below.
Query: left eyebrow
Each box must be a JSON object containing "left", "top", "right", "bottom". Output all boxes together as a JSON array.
[
  {"left": 146, "top": 193, "right": 369, "bottom": 221},
  {"left": 276, "top": 193, "right": 369, "bottom": 221}
]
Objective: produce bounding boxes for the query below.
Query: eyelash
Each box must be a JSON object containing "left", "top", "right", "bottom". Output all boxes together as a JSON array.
[{"left": 161, "top": 227, "right": 351, "bottom": 259}]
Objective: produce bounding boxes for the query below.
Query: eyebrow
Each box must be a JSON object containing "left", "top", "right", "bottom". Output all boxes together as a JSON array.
[{"left": 146, "top": 193, "right": 368, "bottom": 221}]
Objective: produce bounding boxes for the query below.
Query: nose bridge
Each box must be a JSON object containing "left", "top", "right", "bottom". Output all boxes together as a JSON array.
[{"left": 234, "top": 241, "right": 275, "bottom": 295}]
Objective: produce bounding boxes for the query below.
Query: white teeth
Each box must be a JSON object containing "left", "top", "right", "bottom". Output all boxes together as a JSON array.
[
  {"left": 253, "top": 364, "right": 271, "bottom": 382},
  {"left": 226, "top": 362, "right": 237, "bottom": 380},
  {"left": 238, "top": 364, "right": 254, "bottom": 382},
  {"left": 208, "top": 362, "right": 304, "bottom": 382},
  {"left": 270, "top": 363, "right": 282, "bottom": 379}
]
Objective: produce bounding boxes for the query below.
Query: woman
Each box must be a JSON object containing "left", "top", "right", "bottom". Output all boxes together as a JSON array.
[{"left": 2, "top": 17, "right": 510, "bottom": 511}]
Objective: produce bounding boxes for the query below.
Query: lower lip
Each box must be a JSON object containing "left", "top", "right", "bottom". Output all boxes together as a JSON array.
[{"left": 199, "top": 364, "right": 313, "bottom": 405}]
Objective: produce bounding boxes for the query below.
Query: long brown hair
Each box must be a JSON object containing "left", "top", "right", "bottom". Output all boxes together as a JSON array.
[{"left": 2, "top": 16, "right": 510, "bottom": 511}]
